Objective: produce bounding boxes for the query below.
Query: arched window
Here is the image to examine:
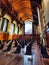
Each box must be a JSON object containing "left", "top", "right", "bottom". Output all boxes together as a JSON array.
[
  {"left": 24, "top": 20, "right": 33, "bottom": 35},
  {"left": 1, "top": 18, "right": 8, "bottom": 32}
]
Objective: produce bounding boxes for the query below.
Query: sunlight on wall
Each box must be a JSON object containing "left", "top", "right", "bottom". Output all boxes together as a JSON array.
[
  {"left": 0, "top": 18, "right": 3, "bottom": 31},
  {"left": 19, "top": 26, "right": 23, "bottom": 35},
  {"left": 42, "top": 0, "right": 49, "bottom": 24}
]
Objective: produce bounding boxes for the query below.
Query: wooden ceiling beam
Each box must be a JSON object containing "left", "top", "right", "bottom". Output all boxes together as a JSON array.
[{"left": 1, "top": 0, "right": 23, "bottom": 24}]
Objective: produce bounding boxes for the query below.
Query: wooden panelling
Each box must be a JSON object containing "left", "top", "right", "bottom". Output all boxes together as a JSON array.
[
  {"left": 0, "top": 32, "right": 9, "bottom": 40},
  {"left": 0, "top": 32, "right": 4, "bottom": 40},
  {"left": 0, "top": 32, "right": 40, "bottom": 41}
]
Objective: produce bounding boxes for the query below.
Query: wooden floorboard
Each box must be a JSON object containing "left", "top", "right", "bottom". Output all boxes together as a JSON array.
[
  {"left": 0, "top": 53, "right": 23, "bottom": 65},
  {"left": 0, "top": 54, "right": 13, "bottom": 65},
  {"left": 0, "top": 47, "right": 49, "bottom": 65}
]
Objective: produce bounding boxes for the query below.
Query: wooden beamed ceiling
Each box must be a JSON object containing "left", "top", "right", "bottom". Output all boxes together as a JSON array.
[{"left": 0, "top": 0, "right": 42, "bottom": 24}]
